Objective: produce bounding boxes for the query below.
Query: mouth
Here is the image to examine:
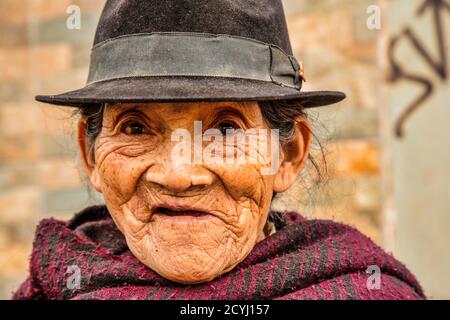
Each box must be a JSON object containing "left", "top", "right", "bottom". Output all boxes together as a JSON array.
[{"left": 151, "top": 204, "right": 212, "bottom": 218}]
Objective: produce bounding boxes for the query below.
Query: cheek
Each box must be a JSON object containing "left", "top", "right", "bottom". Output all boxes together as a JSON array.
[
  {"left": 95, "top": 147, "right": 155, "bottom": 209},
  {"left": 93, "top": 133, "right": 168, "bottom": 202},
  {"left": 207, "top": 164, "right": 275, "bottom": 233},
  {"left": 209, "top": 163, "right": 274, "bottom": 207}
]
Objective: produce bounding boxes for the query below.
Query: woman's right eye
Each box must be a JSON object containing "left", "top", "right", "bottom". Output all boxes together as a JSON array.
[{"left": 121, "top": 121, "right": 148, "bottom": 135}]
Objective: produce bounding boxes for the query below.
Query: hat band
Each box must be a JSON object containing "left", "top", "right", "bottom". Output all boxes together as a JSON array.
[{"left": 87, "top": 32, "right": 302, "bottom": 90}]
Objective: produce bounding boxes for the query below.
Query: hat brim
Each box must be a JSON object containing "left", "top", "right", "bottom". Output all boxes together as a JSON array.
[{"left": 36, "top": 76, "right": 345, "bottom": 108}]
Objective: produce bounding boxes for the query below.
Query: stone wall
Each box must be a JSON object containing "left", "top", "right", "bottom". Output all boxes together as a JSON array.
[{"left": 0, "top": 0, "right": 106, "bottom": 299}]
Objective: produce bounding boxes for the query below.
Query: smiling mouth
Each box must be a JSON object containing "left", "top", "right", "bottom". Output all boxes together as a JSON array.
[{"left": 152, "top": 206, "right": 211, "bottom": 217}]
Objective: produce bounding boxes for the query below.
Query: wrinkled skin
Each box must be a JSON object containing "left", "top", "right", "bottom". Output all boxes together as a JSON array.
[{"left": 78, "top": 101, "right": 312, "bottom": 284}]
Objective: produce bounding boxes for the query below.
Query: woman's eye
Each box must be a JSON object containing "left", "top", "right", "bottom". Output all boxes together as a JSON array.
[
  {"left": 121, "top": 121, "right": 147, "bottom": 135},
  {"left": 218, "top": 121, "right": 239, "bottom": 135}
]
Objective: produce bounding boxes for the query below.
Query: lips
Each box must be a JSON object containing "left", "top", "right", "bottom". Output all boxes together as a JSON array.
[{"left": 152, "top": 204, "right": 211, "bottom": 218}]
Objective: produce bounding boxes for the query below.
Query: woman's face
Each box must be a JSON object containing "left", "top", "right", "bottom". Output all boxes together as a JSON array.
[{"left": 78, "top": 101, "right": 311, "bottom": 284}]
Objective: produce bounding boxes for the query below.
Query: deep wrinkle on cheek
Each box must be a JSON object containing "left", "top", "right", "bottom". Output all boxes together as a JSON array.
[
  {"left": 198, "top": 166, "right": 271, "bottom": 243},
  {"left": 207, "top": 165, "right": 270, "bottom": 231},
  {"left": 96, "top": 135, "right": 162, "bottom": 161},
  {"left": 94, "top": 125, "right": 163, "bottom": 197},
  {"left": 96, "top": 151, "right": 156, "bottom": 210}
]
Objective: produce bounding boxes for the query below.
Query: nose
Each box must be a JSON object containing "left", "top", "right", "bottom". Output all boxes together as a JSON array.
[{"left": 144, "top": 163, "right": 216, "bottom": 193}]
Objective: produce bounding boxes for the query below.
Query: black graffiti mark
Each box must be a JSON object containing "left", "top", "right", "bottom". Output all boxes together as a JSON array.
[
  {"left": 387, "top": 0, "right": 449, "bottom": 138},
  {"left": 388, "top": 29, "right": 435, "bottom": 138}
]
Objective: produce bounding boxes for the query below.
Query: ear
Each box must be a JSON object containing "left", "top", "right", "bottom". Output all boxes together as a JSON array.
[
  {"left": 77, "top": 118, "right": 102, "bottom": 193},
  {"left": 273, "top": 117, "right": 313, "bottom": 193}
]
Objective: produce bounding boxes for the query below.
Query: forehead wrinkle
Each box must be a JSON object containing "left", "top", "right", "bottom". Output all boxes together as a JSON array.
[
  {"left": 107, "top": 103, "right": 159, "bottom": 116},
  {"left": 153, "top": 101, "right": 258, "bottom": 129},
  {"left": 147, "top": 103, "right": 263, "bottom": 144},
  {"left": 105, "top": 101, "right": 262, "bottom": 128},
  {"left": 106, "top": 103, "right": 166, "bottom": 127},
  {"left": 107, "top": 101, "right": 252, "bottom": 113},
  {"left": 204, "top": 103, "right": 262, "bottom": 128}
]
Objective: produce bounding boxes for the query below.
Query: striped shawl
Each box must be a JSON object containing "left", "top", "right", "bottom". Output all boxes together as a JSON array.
[{"left": 13, "top": 205, "right": 425, "bottom": 300}]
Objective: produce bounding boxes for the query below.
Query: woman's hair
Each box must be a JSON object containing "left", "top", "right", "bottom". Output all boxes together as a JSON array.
[
  {"left": 75, "top": 100, "right": 327, "bottom": 233},
  {"left": 258, "top": 100, "right": 325, "bottom": 182}
]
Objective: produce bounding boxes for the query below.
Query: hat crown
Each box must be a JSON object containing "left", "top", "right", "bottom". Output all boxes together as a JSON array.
[{"left": 94, "top": 0, "right": 293, "bottom": 54}]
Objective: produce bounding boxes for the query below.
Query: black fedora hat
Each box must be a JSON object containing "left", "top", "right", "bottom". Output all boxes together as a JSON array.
[{"left": 36, "top": 0, "right": 345, "bottom": 108}]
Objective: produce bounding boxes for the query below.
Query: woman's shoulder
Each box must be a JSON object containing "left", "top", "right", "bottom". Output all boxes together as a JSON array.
[
  {"left": 66, "top": 204, "right": 110, "bottom": 229},
  {"left": 272, "top": 211, "right": 426, "bottom": 299},
  {"left": 13, "top": 205, "right": 140, "bottom": 300},
  {"left": 33, "top": 204, "right": 128, "bottom": 255},
  {"left": 28, "top": 205, "right": 111, "bottom": 240}
]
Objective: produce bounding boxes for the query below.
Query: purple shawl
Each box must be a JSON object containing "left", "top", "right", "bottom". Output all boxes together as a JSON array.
[{"left": 13, "top": 205, "right": 425, "bottom": 300}]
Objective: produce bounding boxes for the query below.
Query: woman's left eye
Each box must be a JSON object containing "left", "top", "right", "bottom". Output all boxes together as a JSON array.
[
  {"left": 121, "top": 121, "right": 148, "bottom": 135},
  {"left": 217, "top": 121, "right": 240, "bottom": 135}
]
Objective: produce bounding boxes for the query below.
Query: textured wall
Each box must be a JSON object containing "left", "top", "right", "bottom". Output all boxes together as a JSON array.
[
  {"left": 0, "top": 0, "right": 107, "bottom": 299},
  {"left": 386, "top": 0, "right": 450, "bottom": 299}
]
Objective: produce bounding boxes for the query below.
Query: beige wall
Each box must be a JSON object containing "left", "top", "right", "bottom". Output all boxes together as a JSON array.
[
  {"left": 0, "top": 0, "right": 448, "bottom": 299},
  {"left": 385, "top": 0, "right": 450, "bottom": 299}
]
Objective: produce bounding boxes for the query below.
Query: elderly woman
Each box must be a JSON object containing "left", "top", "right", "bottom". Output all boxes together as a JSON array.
[{"left": 14, "top": 0, "right": 424, "bottom": 300}]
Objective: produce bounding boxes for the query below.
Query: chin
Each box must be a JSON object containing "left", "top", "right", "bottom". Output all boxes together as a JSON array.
[
  {"left": 129, "top": 241, "right": 247, "bottom": 284},
  {"left": 158, "top": 269, "right": 221, "bottom": 284},
  {"left": 145, "top": 256, "right": 234, "bottom": 284}
]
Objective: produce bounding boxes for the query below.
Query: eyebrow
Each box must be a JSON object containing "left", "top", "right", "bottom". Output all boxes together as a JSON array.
[
  {"left": 208, "top": 105, "right": 255, "bottom": 127},
  {"left": 111, "top": 106, "right": 155, "bottom": 129},
  {"left": 108, "top": 103, "right": 255, "bottom": 128},
  {"left": 109, "top": 103, "right": 145, "bottom": 114}
]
